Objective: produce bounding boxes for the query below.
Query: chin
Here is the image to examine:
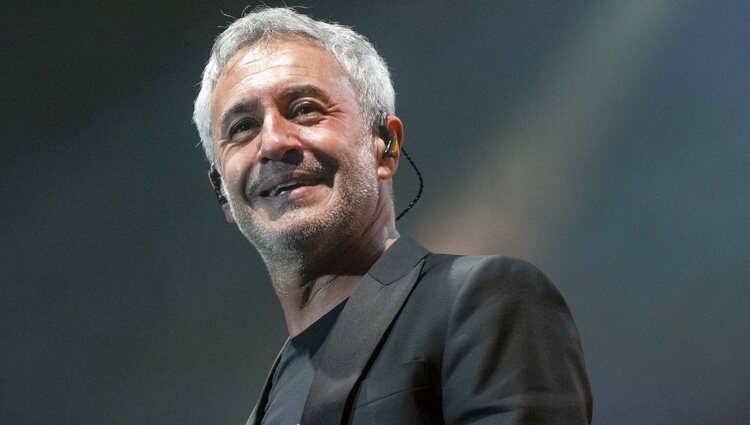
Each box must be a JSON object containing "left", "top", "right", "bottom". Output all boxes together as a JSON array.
[{"left": 234, "top": 200, "right": 366, "bottom": 259}]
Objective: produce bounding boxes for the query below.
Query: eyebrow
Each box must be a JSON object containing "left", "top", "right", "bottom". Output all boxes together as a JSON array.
[
  {"left": 219, "top": 98, "right": 260, "bottom": 135},
  {"left": 218, "top": 84, "right": 329, "bottom": 135},
  {"left": 278, "top": 84, "right": 327, "bottom": 102}
]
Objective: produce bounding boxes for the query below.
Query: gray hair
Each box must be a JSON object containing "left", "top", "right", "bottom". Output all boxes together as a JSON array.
[{"left": 193, "top": 7, "right": 396, "bottom": 163}]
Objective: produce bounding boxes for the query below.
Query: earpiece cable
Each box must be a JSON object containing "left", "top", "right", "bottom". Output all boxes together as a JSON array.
[{"left": 395, "top": 147, "right": 423, "bottom": 221}]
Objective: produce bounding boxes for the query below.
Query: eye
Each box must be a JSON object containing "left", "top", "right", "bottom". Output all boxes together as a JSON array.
[
  {"left": 290, "top": 101, "right": 323, "bottom": 121},
  {"left": 229, "top": 119, "right": 259, "bottom": 138}
]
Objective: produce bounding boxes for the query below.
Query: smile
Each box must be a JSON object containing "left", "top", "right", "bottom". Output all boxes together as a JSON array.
[
  {"left": 255, "top": 172, "right": 324, "bottom": 199},
  {"left": 261, "top": 180, "right": 305, "bottom": 197}
]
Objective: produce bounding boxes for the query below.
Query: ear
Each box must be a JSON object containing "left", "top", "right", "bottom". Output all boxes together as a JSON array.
[
  {"left": 377, "top": 115, "right": 404, "bottom": 181},
  {"left": 207, "top": 169, "right": 235, "bottom": 224},
  {"left": 221, "top": 203, "right": 235, "bottom": 224}
]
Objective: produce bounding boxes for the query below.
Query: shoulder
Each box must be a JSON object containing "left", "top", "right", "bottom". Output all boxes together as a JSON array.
[
  {"left": 417, "top": 253, "right": 577, "bottom": 342},
  {"left": 421, "top": 253, "right": 563, "bottom": 305}
]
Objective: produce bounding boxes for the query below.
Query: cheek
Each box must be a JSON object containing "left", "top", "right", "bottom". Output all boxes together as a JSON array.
[
  {"left": 297, "top": 126, "right": 339, "bottom": 148},
  {"left": 344, "top": 144, "right": 379, "bottom": 181},
  {"left": 220, "top": 155, "right": 253, "bottom": 194},
  {"left": 297, "top": 117, "right": 365, "bottom": 149}
]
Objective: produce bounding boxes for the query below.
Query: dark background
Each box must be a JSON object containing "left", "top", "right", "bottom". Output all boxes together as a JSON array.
[{"left": 3, "top": 1, "right": 749, "bottom": 424}]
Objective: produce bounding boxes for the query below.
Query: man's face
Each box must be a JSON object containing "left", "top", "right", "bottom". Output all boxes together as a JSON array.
[{"left": 210, "top": 39, "right": 381, "bottom": 254}]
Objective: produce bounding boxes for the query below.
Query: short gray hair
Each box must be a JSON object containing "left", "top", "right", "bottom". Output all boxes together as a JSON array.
[{"left": 193, "top": 7, "right": 396, "bottom": 163}]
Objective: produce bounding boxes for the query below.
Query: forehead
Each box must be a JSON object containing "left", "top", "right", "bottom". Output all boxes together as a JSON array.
[{"left": 211, "top": 39, "right": 357, "bottom": 118}]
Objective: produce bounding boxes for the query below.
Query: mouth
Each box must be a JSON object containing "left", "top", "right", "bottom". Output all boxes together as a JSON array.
[
  {"left": 255, "top": 173, "right": 324, "bottom": 199},
  {"left": 260, "top": 180, "right": 307, "bottom": 197}
]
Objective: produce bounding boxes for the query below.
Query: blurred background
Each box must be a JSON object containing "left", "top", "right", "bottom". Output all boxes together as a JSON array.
[{"left": 2, "top": 0, "right": 749, "bottom": 423}]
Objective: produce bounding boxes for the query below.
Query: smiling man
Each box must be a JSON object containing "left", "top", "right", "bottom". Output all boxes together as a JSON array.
[{"left": 193, "top": 7, "right": 591, "bottom": 425}]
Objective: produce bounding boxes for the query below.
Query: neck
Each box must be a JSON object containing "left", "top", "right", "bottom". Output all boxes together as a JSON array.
[{"left": 265, "top": 223, "right": 399, "bottom": 337}]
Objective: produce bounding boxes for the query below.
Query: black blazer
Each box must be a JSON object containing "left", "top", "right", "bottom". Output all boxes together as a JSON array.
[{"left": 247, "top": 236, "right": 592, "bottom": 424}]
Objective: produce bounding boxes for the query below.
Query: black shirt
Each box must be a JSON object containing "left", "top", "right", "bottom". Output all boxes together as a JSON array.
[{"left": 261, "top": 301, "right": 346, "bottom": 425}]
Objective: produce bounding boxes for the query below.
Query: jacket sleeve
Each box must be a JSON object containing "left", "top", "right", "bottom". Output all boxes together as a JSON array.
[{"left": 440, "top": 257, "right": 592, "bottom": 425}]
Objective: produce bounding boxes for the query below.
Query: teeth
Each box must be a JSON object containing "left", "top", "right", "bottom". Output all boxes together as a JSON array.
[{"left": 271, "top": 180, "right": 298, "bottom": 196}]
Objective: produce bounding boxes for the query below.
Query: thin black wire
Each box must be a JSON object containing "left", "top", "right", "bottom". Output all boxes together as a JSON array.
[{"left": 395, "top": 147, "right": 424, "bottom": 221}]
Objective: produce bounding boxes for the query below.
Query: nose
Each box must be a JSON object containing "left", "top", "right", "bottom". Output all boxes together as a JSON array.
[{"left": 258, "top": 111, "right": 302, "bottom": 163}]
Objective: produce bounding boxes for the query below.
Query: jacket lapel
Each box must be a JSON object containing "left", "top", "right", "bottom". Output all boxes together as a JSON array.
[{"left": 300, "top": 236, "right": 431, "bottom": 425}]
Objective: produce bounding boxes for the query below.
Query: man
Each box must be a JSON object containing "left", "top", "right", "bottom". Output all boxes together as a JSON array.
[{"left": 193, "top": 7, "right": 592, "bottom": 425}]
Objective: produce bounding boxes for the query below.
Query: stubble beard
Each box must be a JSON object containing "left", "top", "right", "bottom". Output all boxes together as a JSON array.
[{"left": 225, "top": 137, "right": 380, "bottom": 267}]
